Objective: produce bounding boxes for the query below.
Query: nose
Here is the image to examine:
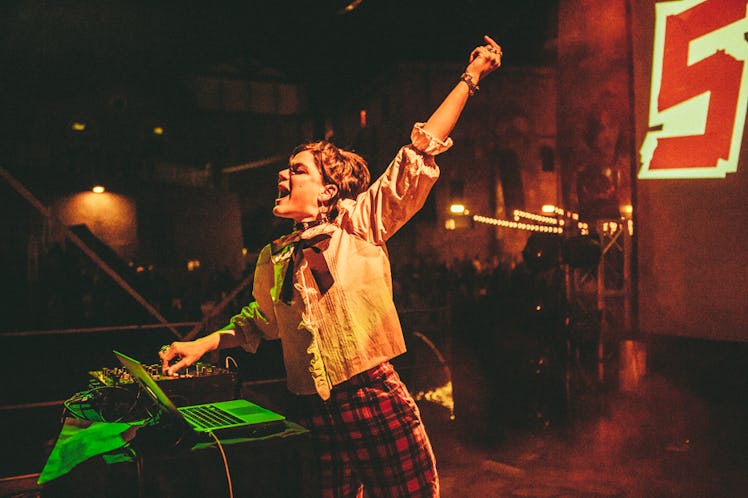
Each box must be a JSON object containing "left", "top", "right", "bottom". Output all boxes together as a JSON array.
[{"left": 278, "top": 169, "right": 289, "bottom": 182}]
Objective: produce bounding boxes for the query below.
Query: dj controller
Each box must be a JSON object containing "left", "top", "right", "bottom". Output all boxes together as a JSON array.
[{"left": 70, "top": 361, "right": 238, "bottom": 422}]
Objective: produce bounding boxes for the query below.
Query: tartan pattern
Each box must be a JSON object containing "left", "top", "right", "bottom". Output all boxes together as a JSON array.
[{"left": 295, "top": 362, "right": 439, "bottom": 498}]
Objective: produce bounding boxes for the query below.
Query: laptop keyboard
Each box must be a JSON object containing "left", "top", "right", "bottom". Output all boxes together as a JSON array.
[{"left": 180, "top": 405, "right": 244, "bottom": 429}]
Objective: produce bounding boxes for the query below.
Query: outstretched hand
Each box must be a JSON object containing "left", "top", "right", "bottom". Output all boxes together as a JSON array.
[{"left": 466, "top": 35, "right": 503, "bottom": 81}]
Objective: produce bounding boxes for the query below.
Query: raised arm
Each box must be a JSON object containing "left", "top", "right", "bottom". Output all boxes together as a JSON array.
[{"left": 421, "top": 35, "right": 503, "bottom": 142}]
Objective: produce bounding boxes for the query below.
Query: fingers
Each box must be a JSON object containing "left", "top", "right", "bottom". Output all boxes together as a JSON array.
[
  {"left": 159, "top": 342, "right": 193, "bottom": 376},
  {"left": 165, "top": 357, "right": 192, "bottom": 376},
  {"left": 470, "top": 35, "right": 503, "bottom": 66},
  {"left": 466, "top": 43, "right": 502, "bottom": 83},
  {"left": 159, "top": 343, "right": 175, "bottom": 373},
  {"left": 481, "top": 35, "right": 503, "bottom": 61},
  {"left": 484, "top": 34, "right": 500, "bottom": 50}
]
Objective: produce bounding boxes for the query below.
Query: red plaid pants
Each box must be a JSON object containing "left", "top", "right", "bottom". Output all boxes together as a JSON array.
[{"left": 292, "top": 362, "right": 439, "bottom": 498}]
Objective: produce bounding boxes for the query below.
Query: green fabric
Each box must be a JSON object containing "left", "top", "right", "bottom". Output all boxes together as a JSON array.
[
  {"left": 38, "top": 417, "right": 310, "bottom": 485},
  {"left": 38, "top": 418, "right": 139, "bottom": 484}
]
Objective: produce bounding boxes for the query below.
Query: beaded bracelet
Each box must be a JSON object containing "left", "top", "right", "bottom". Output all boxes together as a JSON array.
[{"left": 459, "top": 72, "right": 479, "bottom": 96}]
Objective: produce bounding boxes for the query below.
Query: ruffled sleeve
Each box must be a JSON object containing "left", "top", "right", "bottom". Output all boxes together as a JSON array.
[{"left": 411, "top": 122, "right": 453, "bottom": 156}]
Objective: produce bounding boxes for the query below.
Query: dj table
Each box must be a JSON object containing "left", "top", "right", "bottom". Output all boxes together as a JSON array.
[{"left": 39, "top": 417, "right": 316, "bottom": 498}]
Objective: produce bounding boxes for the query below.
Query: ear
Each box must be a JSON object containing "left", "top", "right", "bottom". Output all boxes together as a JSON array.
[{"left": 318, "top": 183, "right": 338, "bottom": 203}]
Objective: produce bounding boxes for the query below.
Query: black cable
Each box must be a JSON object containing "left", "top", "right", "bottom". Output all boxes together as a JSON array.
[
  {"left": 207, "top": 430, "right": 234, "bottom": 498},
  {"left": 61, "top": 384, "right": 143, "bottom": 422},
  {"left": 128, "top": 445, "right": 145, "bottom": 498}
]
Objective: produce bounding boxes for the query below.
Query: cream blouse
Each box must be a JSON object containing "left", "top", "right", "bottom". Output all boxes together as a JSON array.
[{"left": 225, "top": 123, "right": 452, "bottom": 399}]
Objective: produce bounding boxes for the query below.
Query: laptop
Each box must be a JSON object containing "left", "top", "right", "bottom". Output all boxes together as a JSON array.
[{"left": 114, "top": 350, "right": 286, "bottom": 440}]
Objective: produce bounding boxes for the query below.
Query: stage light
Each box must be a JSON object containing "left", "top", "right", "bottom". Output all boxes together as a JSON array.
[
  {"left": 152, "top": 126, "right": 164, "bottom": 136},
  {"left": 541, "top": 204, "right": 555, "bottom": 213},
  {"left": 472, "top": 214, "right": 565, "bottom": 234},
  {"left": 92, "top": 185, "right": 106, "bottom": 194},
  {"left": 449, "top": 203, "right": 466, "bottom": 214},
  {"left": 513, "top": 209, "right": 559, "bottom": 225},
  {"left": 72, "top": 122, "right": 87, "bottom": 132},
  {"left": 338, "top": 0, "right": 363, "bottom": 14}
]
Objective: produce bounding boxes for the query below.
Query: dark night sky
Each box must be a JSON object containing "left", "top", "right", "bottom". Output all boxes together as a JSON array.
[{"left": 0, "top": 0, "right": 556, "bottom": 104}]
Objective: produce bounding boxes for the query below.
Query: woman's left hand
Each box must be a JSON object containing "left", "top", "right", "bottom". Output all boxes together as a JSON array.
[{"left": 466, "top": 35, "right": 503, "bottom": 81}]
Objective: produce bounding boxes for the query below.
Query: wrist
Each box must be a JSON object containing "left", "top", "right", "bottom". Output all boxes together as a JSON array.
[
  {"left": 459, "top": 72, "right": 480, "bottom": 96},
  {"left": 199, "top": 333, "right": 221, "bottom": 352}
]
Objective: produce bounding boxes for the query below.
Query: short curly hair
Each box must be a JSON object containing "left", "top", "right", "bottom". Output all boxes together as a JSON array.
[{"left": 290, "top": 141, "right": 371, "bottom": 201}]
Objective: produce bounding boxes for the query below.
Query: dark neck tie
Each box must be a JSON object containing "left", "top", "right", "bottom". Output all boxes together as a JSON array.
[{"left": 277, "top": 229, "right": 334, "bottom": 304}]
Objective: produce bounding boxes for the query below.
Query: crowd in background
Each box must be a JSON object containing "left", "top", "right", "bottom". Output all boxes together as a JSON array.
[
  {"left": 16, "top": 242, "right": 576, "bottom": 346},
  {"left": 6, "top": 241, "right": 590, "bottom": 436},
  {"left": 20, "top": 244, "right": 533, "bottom": 330}
]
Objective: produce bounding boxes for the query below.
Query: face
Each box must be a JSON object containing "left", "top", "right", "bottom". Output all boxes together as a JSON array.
[{"left": 273, "top": 150, "right": 327, "bottom": 222}]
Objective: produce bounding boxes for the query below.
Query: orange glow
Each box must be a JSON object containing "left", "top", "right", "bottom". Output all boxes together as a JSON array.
[
  {"left": 359, "top": 109, "right": 367, "bottom": 128},
  {"left": 472, "top": 214, "right": 564, "bottom": 234},
  {"left": 414, "top": 381, "right": 454, "bottom": 420},
  {"left": 513, "top": 209, "right": 558, "bottom": 225},
  {"left": 152, "top": 126, "right": 164, "bottom": 135},
  {"left": 53, "top": 191, "right": 138, "bottom": 261},
  {"left": 338, "top": 0, "right": 363, "bottom": 14}
]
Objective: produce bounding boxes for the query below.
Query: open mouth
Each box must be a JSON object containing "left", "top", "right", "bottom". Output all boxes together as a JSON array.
[{"left": 276, "top": 184, "right": 290, "bottom": 203}]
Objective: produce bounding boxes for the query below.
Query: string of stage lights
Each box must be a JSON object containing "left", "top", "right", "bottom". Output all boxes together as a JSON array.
[{"left": 470, "top": 206, "right": 590, "bottom": 235}]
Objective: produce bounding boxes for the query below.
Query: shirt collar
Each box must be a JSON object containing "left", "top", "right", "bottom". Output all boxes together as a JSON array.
[{"left": 293, "top": 219, "right": 327, "bottom": 231}]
